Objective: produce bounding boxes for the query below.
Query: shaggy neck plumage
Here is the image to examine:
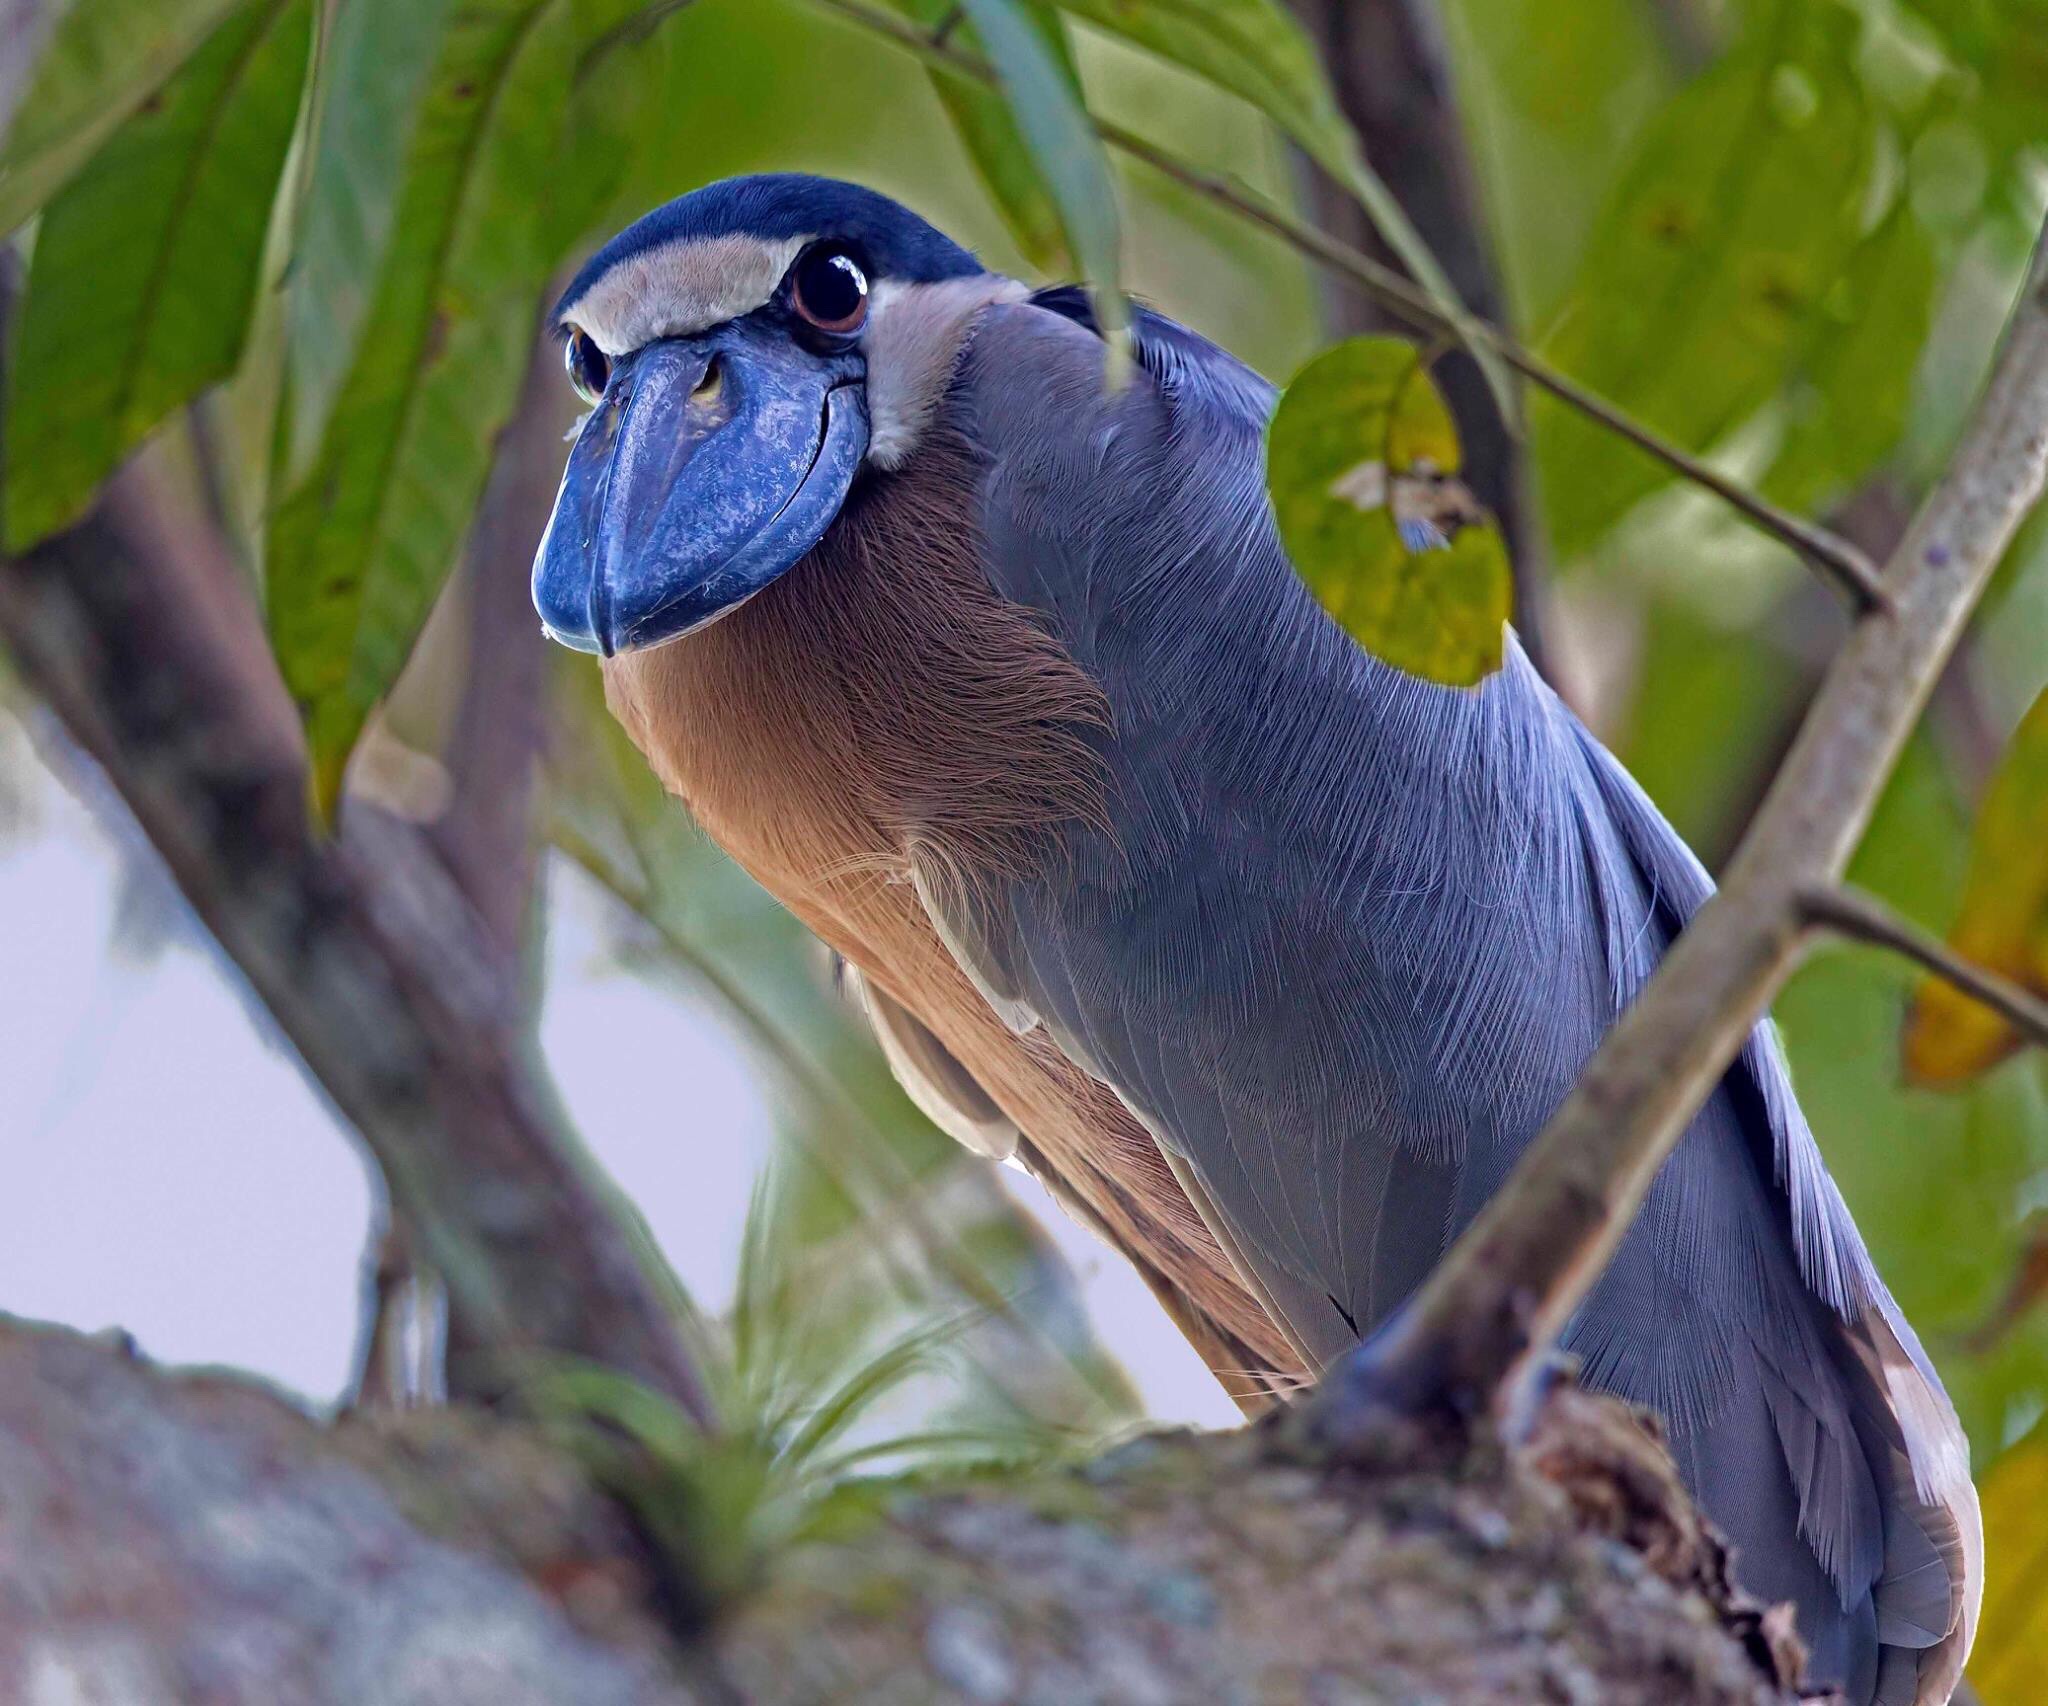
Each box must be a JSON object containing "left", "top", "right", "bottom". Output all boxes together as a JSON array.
[{"left": 602, "top": 414, "right": 1111, "bottom": 895}]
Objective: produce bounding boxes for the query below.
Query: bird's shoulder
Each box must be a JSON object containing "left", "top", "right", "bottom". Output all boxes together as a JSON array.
[{"left": 960, "top": 289, "right": 1276, "bottom": 446}]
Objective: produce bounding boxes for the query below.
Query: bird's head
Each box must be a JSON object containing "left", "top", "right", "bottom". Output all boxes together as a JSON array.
[{"left": 533, "top": 174, "right": 1018, "bottom": 655}]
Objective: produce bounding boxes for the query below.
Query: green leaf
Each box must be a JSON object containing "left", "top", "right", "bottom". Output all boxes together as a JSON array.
[
  {"left": 1430, "top": 0, "right": 1675, "bottom": 316},
  {"left": 1906, "top": 0, "right": 2048, "bottom": 173},
  {"left": 1267, "top": 336, "right": 1512, "bottom": 687},
  {"left": 3, "top": 0, "right": 312, "bottom": 551},
  {"left": 550, "top": 0, "right": 682, "bottom": 252},
  {"left": 888, "top": 0, "right": 1077, "bottom": 271},
  {"left": 1533, "top": 7, "right": 1877, "bottom": 555},
  {"left": 1763, "top": 203, "right": 1937, "bottom": 515},
  {"left": 1902, "top": 685, "right": 2048, "bottom": 1088},
  {"left": 269, "top": 0, "right": 602, "bottom": 812},
  {"left": 1047, "top": 0, "right": 1509, "bottom": 418},
  {"left": 957, "top": 0, "right": 1125, "bottom": 341},
  {"left": 1617, "top": 589, "right": 1812, "bottom": 865},
  {"left": 0, "top": 0, "right": 242, "bottom": 234},
  {"left": 278, "top": 0, "right": 455, "bottom": 475}
]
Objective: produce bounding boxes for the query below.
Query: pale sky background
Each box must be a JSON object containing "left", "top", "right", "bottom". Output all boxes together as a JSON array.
[{"left": 0, "top": 703, "right": 1235, "bottom": 1426}]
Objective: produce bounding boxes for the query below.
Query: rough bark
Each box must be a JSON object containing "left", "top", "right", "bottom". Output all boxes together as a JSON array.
[{"left": 0, "top": 1317, "right": 1802, "bottom": 1705}]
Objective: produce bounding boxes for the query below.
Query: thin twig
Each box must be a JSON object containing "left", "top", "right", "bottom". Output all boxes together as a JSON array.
[
  {"left": 1802, "top": 883, "right": 2048, "bottom": 1054},
  {"left": 1299, "top": 220, "right": 2048, "bottom": 1445},
  {"left": 804, "top": 0, "right": 1890, "bottom": 612}
]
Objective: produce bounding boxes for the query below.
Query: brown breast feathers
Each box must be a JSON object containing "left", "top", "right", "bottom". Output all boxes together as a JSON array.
[{"left": 600, "top": 420, "right": 1301, "bottom": 1405}]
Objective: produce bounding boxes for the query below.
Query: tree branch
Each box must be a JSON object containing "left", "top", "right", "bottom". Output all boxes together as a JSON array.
[
  {"left": 1302, "top": 219, "right": 2048, "bottom": 1443},
  {"left": 0, "top": 455, "right": 714, "bottom": 1428},
  {"left": 1801, "top": 883, "right": 2048, "bottom": 1056},
  {"left": 356, "top": 322, "right": 573, "bottom": 1405},
  {"left": 430, "top": 320, "right": 571, "bottom": 974},
  {"left": 346, "top": 1215, "right": 434, "bottom": 1412},
  {"left": 805, "top": 0, "right": 1889, "bottom": 612},
  {"left": 0, "top": 1315, "right": 1806, "bottom": 1705}
]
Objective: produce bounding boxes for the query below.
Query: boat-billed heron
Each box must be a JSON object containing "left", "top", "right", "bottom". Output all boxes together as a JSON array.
[{"left": 534, "top": 175, "right": 1979, "bottom": 1703}]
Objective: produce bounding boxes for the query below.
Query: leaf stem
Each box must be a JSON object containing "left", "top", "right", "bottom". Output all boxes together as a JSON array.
[
  {"left": 806, "top": 0, "right": 1889, "bottom": 611},
  {"left": 575, "top": 0, "right": 699, "bottom": 79},
  {"left": 1801, "top": 883, "right": 2048, "bottom": 1054}
]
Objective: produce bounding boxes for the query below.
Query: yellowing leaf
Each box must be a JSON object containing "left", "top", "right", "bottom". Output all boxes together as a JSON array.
[
  {"left": 1266, "top": 337, "right": 1512, "bottom": 688},
  {"left": 1903, "top": 686, "right": 2048, "bottom": 1087},
  {"left": 1967, "top": 1423, "right": 2048, "bottom": 1703}
]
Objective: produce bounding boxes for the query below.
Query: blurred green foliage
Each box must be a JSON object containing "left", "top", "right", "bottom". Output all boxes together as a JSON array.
[
  {"left": 887, "top": 0, "right": 1077, "bottom": 271},
  {"left": 4, "top": 0, "right": 2048, "bottom": 1686},
  {"left": 0, "top": 0, "right": 243, "bottom": 231}
]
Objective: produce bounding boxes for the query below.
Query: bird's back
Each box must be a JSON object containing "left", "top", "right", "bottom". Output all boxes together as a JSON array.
[{"left": 921, "top": 299, "right": 1978, "bottom": 1704}]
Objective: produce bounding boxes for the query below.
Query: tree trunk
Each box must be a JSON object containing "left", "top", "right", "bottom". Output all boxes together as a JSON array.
[{"left": 0, "top": 1316, "right": 1802, "bottom": 1704}]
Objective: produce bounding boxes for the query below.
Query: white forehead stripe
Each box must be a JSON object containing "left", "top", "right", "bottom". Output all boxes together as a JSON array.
[{"left": 561, "top": 232, "right": 809, "bottom": 354}]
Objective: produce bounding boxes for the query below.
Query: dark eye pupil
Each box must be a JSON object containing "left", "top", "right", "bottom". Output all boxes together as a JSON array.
[
  {"left": 799, "top": 250, "right": 866, "bottom": 324},
  {"left": 565, "top": 329, "right": 608, "bottom": 401}
]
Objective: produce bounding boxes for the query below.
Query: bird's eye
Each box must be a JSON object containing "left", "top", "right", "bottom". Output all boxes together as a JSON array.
[
  {"left": 564, "top": 327, "right": 609, "bottom": 404},
  {"left": 791, "top": 246, "right": 869, "bottom": 334}
]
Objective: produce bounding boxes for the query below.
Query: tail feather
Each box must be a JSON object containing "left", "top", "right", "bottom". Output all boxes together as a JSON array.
[
  {"left": 1559, "top": 699, "right": 1977, "bottom": 1702},
  {"left": 1754, "top": 1297, "right": 1978, "bottom": 1703},
  {"left": 1849, "top": 1303, "right": 1982, "bottom": 1703},
  {"left": 1755, "top": 1343, "right": 1885, "bottom": 1605}
]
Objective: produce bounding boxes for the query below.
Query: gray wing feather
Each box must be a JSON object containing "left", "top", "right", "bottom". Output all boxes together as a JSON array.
[{"left": 918, "top": 300, "right": 1971, "bottom": 1703}]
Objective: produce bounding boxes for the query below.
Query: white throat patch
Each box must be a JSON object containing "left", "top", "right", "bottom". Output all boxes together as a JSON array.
[{"left": 862, "top": 274, "right": 1028, "bottom": 469}]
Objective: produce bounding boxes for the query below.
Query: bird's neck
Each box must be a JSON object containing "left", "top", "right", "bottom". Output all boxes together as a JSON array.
[{"left": 599, "top": 423, "right": 1110, "bottom": 913}]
